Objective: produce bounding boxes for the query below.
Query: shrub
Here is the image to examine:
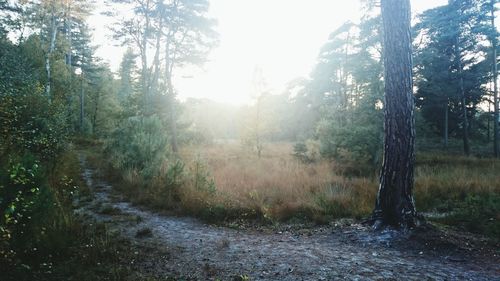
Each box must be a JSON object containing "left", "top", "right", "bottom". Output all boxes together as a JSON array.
[
  {"left": 160, "top": 160, "right": 185, "bottom": 203},
  {"left": 293, "top": 140, "right": 321, "bottom": 163},
  {"left": 0, "top": 155, "right": 44, "bottom": 264},
  {"left": 105, "top": 115, "right": 170, "bottom": 179},
  {"left": 438, "top": 194, "right": 500, "bottom": 238},
  {"left": 0, "top": 152, "right": 80, "bottom": 272},
  {"left": 189, "top": 157, "right": 216, "bottom": 194},
  {"left": 317, "top": 117, "right": 382, "bottom": 169},
  {"left": 1, "top": 92, "right": 69, "bottom": 161}
]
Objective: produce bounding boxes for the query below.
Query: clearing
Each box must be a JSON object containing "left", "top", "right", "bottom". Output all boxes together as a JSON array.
[{"left": 76, "top": 154, "right": 500, "bottom": 281}]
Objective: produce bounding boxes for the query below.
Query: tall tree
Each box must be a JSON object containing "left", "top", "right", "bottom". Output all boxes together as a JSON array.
[
  {"left": 42, "top": 0, "right": 64, "bottom": 103},
  {"left": 62, "top": 0, "right": 93, "bottom": 68},
  {"left": 309, "top": 8, "right": 385, "bottom": 167},
  {"left": 414, "top": 0, "right": 491, "bottom": 153},
  {"left": 72, "top": 20, "right": 94, "bottom": 131},
  {"left": 372, "top": 0, "right": 417, "bottom": 228},
  {"left": 160, "top": 0, "right": 218, "bottom": 153},
  {"left": 118, "top": 47, "right": 138, "bottom": 103},
  {"left": 450, "top": 0, "right": 471, "bottom": 156},
  {"left": 109, "top": 0, "right": 218, "bottom": 152},
  {"left": 108, "top": 0, "right": 158, "bottom": 114},
  {"left": 491, "top": 0, "right": 499, "bottom": 157}
]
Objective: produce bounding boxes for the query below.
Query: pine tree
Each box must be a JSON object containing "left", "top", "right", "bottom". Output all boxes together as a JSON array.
[
  {"left": 414, "top": 0, "right": 492, "bottom": 154},
  {"left": 372, "top": 0, "right": 417, "bottom": 229}
]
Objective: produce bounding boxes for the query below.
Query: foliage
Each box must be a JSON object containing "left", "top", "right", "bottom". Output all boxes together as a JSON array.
[
  {"left": 105, "top": 115, "right": 170, "bottom": 179},
  {"left": 449, "top": 193, "right": 500, "bottom": 237},
  {"left": 1, "top": 92, "right": 69, "bottom": 160},
  {"left": 1, "top": 1, "right": 500, "bottom": 278},
  {"left": 297, "top": 12, "right": 385, "bottom": 169},
  {"left": 189, "top": 157, "right": 216, "bottom": 194},
  {"left": 159, "top": 159, "right": 185, "bottom": 203},
  {"left": 292, "top": 140, "right": 321, "bottom": 164},
  {"left": 317, "top": 105, "right": 383, "bottom": 169},
  {"left": 0, "top": 155, "right": 43, "bottom": 265},
  {"left": 413, "top": 0, "right": 496, "bottom": 151},
  {"left": 0, "top": 150, "right": 82, "bottom": 277}
]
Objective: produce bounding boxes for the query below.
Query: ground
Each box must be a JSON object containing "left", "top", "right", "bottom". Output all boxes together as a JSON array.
[{"left": 76, "top": 154, "right": 500, "bottom": 281}]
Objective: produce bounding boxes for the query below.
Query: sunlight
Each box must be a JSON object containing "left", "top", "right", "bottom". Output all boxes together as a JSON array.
[
  {"left": 2, "top": 0, "right": 499, "bottom": 278},
  {"left": 175, "top": 0, "right": 361, "bottom": 105},
  {"left": 90, "top": 0, "right": 448, "bottom": 106}
]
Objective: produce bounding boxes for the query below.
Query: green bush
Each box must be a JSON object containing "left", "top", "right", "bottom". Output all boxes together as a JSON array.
[
  {"left": 105, "top": 115, "right": 170, "bottom": 179},
  {"left": 441, "top": 194, "right": 500, "bottom": 238},
  {"left": 0, "top": 155, "right": 42, "bottom": 264},
  {"left": 1, "top": 93, "right": 69, "bottom": 161},
  {"left": 292, "top": 140, "right": 320, "bottom": 163},
  {"left": 317, "top": 113, "right": 383, "bottom": 169},
  {"left": 161, "top": 160, "right": 185, "bottom": 202},
  {"left": 0, "top": 153, "right": 79, "bottom": 269},
  {"left": 189, "top": 157, "right": 216, "bottom": 194}
]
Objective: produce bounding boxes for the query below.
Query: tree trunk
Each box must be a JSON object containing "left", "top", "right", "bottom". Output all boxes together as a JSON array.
[
  {"left": 45, "top": 13, "right": 58, "bottom": 104},
  {"left": 492, "top": 0, "right": 499, "bottom": 158},
  {"left": 80, "top": 75, "right": 84, "bottom": 132},
  {"left": 373, "top": 0, "right": 417, "bottom": 229},
  {"left": 166, "top": 75, "right": 179, "bottom": 153},
  {"left": 449, "top": 0, "right": 471, "bottom": 156},
  {"left": 459, "top": 60, "right": 471, "bottom": 156},
  {"left": 444, "top": 100, "right": 449, "bottom": 148},
  {"left": 92, "top": 91, "right": 100, "bottom": 135},
  {"left": 65, "top": 2, "right": 72, "bottom": 67},
  {"left": 256, "top": 95, "right": 262, "bottom": 158},
  {"left": 488, "top": 100, "right": 491, "bottom": 142},
  {"left": 150, "top": 5, "right": 163, "bottom": 99},
  {"left": 140, "top": 0, "right": 151, "bottom": 115},
  {"left": 165, "top": 38, "right": 179, "bottom": 153}
]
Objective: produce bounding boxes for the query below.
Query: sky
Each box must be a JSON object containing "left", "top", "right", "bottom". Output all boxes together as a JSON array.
[{"left": 89, "top": 0, "right": 449, "bottom": 105}]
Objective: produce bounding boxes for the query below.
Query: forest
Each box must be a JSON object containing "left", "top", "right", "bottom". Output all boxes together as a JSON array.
[{"left": 1, "top": 0, "right": 499, "bottom": 280}]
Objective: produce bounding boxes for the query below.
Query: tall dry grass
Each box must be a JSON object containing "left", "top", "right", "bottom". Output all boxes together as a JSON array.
[
  {"left": 179, "top": 142, "right": 377, "bottom": 222},
  {"left": 96, "top": 141, "right": 500, "bottom": 231},
  {"left": 414, "top": 154, "right": 500, "bottom": 211}
]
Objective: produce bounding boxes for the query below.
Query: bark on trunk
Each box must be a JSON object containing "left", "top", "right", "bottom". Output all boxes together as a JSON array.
[
  {"left": 459, "top": 60, "right": 471, "bottom": 156},
  {"left": 164, "top": 31, "right": 179, "bottom": 153},
  {"left": 166, "top": 75, "right": 178, "bottom": 153},
  {"left": 65, "top": 3, "right": 72, "bottom": 67},
  {"left": 373, "top": 0, "right": 417, "bottom": 229},
  {"left": 492, "top": 0, "right": 499, "bottom": 158},
  {"left": 45, "top": 13, "right": 58, "bottom": 104},
  {"left": 444, "top": 100, "right": 449, "bottom": 148},
  {"left": 150, "top": 6, "right": 163, "bottom": 99},
  {"left": 80, "top": 75, "right": 84, "bottom": 132},
  {"left": 140, "top": 0, "right": 151, "bottom": 115},
  {"left": 449, "top": 1, "right": 471, "bottom": 156},
  {"left": 92, "top": 91, "right": 99, "bottom": 135}
]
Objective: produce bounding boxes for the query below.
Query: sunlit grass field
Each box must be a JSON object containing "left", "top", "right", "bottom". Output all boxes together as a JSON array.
[{"left": 92, "top": 141, "right": 500, "bottom": 237}]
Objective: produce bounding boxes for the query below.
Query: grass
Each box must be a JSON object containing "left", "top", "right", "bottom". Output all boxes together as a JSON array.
[
  {"left": 415, "top": 155, "right": 500, "bottom": 211},
  {"left": 1, "top": 148, "right": 167, "bottom": 281},
  {"left": 414, "top": 153, "right": 500, "bottom": 237},
  {"left": 91, "top": 141, "right": 500, "bottom": 237},
  {"left": 180, "top": 142, "right": 377, "bottom": 222}
]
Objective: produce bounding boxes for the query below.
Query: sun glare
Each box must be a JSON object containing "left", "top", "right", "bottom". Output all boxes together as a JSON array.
[{"left": 90, "top": 0, "right": 449, "bottom": 106}]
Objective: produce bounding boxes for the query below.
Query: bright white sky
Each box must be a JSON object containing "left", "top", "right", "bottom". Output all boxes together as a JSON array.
[{"left": 90, "top": 0, "right": 448, "bottom": 105}]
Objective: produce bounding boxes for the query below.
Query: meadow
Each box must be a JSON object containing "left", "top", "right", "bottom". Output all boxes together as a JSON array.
[{"left": 89, "top": 141, "right": 500, "bottom": 238}]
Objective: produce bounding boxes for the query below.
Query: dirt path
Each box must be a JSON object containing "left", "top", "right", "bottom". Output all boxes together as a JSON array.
[{"left": 76, "top": 155, "right": 500, "bottom": 281}]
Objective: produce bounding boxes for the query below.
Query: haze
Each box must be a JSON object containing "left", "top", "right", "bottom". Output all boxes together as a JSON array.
[{"left": 90, "top": 0, "right": 448, "bottom": 105}]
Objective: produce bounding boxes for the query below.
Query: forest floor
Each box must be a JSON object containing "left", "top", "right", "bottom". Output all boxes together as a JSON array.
[{"left": 76, "top": 154, "right": 500, "bottom": 281}]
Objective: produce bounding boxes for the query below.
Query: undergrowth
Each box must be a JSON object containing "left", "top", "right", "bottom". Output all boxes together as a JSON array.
[
  {"left": 0, "top": 147, "right": 160, "bottom": 280},
  {"left": 94, "top": 140, "right": 500, "bottom": 239}
]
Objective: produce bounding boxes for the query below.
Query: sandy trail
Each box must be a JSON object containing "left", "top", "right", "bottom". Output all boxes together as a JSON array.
[{"left": 76, "top": 155, "right": 500, "bottom": 281}]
